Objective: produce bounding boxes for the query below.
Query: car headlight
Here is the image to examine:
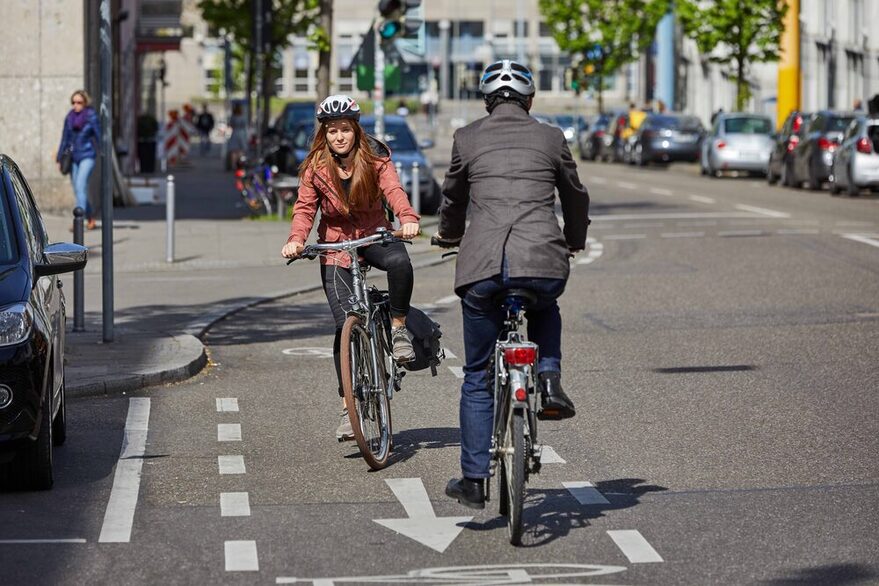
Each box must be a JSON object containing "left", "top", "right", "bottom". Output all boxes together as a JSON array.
[
  {"left": 0, "top": 304, "right": 32, "bottom": 347},
  {"left": 564, "top": 128, "right": 575, "bottom": 140}
]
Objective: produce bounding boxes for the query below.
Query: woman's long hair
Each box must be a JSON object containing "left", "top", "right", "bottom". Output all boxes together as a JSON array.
[{"left": 300, "top": 120, "right": 381, "bottom": 213}]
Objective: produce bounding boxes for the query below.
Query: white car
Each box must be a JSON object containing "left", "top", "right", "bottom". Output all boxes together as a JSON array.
[
  {"left": 701, "top": 113, "right": 774, "bottom": 177},
  {"left": 830, "top": 116, "right": 879, "bottom": 196}
]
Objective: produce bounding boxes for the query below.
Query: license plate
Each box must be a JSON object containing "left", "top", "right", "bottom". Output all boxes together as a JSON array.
[{"left": 675, "top": 133, "right": 697, "bottom": 143}]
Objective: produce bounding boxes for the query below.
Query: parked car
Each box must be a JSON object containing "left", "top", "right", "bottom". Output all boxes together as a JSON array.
[
  {"left": 701, "top": 113, "right": 774, "bottom": 177},
  {"left": 597, "top": 111, "right": 630, "bottom": 162},
  {"left": 627, "top": 113, "right": 704, "bottom": 166},
  {"left": 577, "top": 114, "right": 610, "bottom": 161},
  {"left": 767, "top": 110, "right": 811, "bottom": 186},
  {"left": 274, "top": 101, "right": 316, "bottom": 138},
  {"left": 0, "top": 155, "right": 87, "bottom": 490},
  {"left": 552, "top": 114, "right": 586, "bottom": 145},
  {"left": 830, "top": 116, "right": 879, "bottom": 196},
  {"left": 788, "top": 111, "right": 857, "bottom": 190}
]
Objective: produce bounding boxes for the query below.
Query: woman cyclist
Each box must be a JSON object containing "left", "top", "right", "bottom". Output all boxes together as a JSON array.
[{"left": 281, "top": 95, "right": 421, "bottom": 441}]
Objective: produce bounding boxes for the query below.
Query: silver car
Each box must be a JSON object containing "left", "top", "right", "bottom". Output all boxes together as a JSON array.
[
  {"left": 830, "top": 117, "right": 879, "bottom": 196},
  {"left": 701, "top": 113, "right": 775, "bottom": 177}
]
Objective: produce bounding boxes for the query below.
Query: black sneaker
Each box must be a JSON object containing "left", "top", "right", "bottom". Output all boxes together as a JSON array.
[
  {"left": 445, "top": 477, "right": 486, "bottom": 510},
  {"left": 536, "top": 371, "right": 576, "bottom": 420}
]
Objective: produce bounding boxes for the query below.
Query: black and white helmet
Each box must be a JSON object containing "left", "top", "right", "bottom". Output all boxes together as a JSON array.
[
  {"left": 479, "top": 60, "right": 535, "bottom": 97},
  {"left": 316, "top": 94, "right": 361, "bottom": 122}
]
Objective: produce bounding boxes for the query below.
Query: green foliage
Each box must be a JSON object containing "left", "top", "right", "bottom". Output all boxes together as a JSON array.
[
  {"left": 678, "top": 0, "right": 787, "bottom": 110},
  {"left": 539, "top": 0, "right": 671, "bottom": 111},
  {"left": 198, "top": 0, "right": 319, "bottom": 50}
]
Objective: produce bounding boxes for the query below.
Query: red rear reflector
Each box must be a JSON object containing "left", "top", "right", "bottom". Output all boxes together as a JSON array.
[
  {"left": 792, "top": 115, "right": 802, "bottom": 133},
  {"left": 787, "top": 136, "right": 799, "bottom": 152},
  {"left": 856, "top": 137, "right": 872, "bottom": 154},
  {"left": 715, "top": 140, "right": 726, "bottom": 149},
  {"left": 514, "top": 388, "right": 527, "bottom": 402},
  {"left": 235, "top": 169, "right": 245, "bottom": 178},
  {"left": 504, "top": 347, "right": 536, "bottom": 366}
]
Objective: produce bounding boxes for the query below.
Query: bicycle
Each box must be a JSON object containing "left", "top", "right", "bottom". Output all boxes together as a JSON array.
[{"left": 287, "top": 228, "right": 408, "bottom": 470}]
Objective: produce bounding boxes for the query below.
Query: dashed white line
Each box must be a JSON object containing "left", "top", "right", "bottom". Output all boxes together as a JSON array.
[
  {"left": 221, "top": 492, "right": 252, "bottom": 517},
  {"left": 607, "top": 530, "right": 664, "bottom": 563},
  {"left": 218, "top": 424, "right": 242, "bottom": 442},
  {"left": 718, "top": 230, "right": 765, "bottom": 237},
  {"left": 688, "top": 194, "right": 716, "bottom": 204},
  {"left": 594, "top": 212, "right": 755, "bottom": 221},
  {"left": 777, "top": 229, "right": 820, "bottom": 235},
  {"left": 98, "top": 398, "right": 151, "bottom": 543},
  {"left": 661, "top": 232, "right": 705, "bottom": 238},
  {"left": 650, "top": 187, "right": 673, "bottom": 196},
  {"left": 539, "top": 446, "right": 567, "bottom": 464},
  {"left": 563, "top": 481, "right": 610, "bottom": 505},
  {"left": 678, "top": 220, "right": 717, "bottom": 227},
  {"left": 448, "top": 366, "right": 465, "bottom": 379},
  {"left": 434, "top": 294, "right": 459, "bottom": 305},
  {"left": 225, "top": 540, "right": 259, "bottom": 571},
  {"left": 591, "top": 176, "right": 608, "bottom": 184},
  {"left": 603, "top": 234, "right": 647, "bottom": 240},
  {"left": 0, "top": 539, "right": 88, "bottom": 544},
  {"left": 216, "top": 398, "right": 239, "bottom": 412},
  {"left": 616, "top": 181, "right": 638, "bottom": 190},
  {"left": 734, "top": 204, "right": 790, "bottom": 218},
  {"left": 623, "top": 222, "right": 664, "bottom": 229},
  {"left": 840, "top": 233, "right": 879, "bottom": 249},
  {"left": 218, "top": 455, "right": 246, "bottom": 475}
]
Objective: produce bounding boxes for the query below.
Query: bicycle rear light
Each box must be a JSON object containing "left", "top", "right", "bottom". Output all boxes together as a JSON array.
[
  {"left": 514, "top": 388, "right": 527, "bottom": 402},
  {"left": 504, "top": 347, "right": 536, "bottom": 366}
]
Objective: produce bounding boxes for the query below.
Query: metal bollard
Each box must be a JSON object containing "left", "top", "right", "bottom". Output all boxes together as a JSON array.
[
  {"left": 166, "top": 174, "right": 175, "bottom": 263},
  {"left": 72, "top": 207, "right": 85, "bottom": 332},
  {"left": 395, "top": 161, "right": 403, "bottom": 182},
  {"left": 410, "top": 162, "right": 421, "bottom": 215}
]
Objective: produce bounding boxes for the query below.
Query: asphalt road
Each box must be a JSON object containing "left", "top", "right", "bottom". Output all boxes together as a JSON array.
[{"left": 1, "top": 160, "right": 878, "bottom": 585}]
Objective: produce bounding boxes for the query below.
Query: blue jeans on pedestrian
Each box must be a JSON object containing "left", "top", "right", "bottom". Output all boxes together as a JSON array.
[
  {"left": 458, "top": 267, "right": 566, "bottom": 479},
  {"left": 70, "top": 157, "right": 95, "bottom": 219}
]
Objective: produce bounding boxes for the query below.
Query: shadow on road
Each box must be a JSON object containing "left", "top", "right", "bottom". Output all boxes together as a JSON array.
[
  {"left": 761, "top": 563, "right": 878, "bottom": 585},
  {"left": 388, "top": 427, "right": 461, "bottom": 466}
]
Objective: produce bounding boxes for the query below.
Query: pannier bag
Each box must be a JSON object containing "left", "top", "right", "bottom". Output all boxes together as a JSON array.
[{"left": 403, "top": 306, "right": 444, "bottom": 376}]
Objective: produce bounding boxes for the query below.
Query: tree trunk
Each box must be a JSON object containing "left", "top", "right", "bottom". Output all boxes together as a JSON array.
[
  {"left": 245, "top": 50, "right": 254, "bottom": 126},
  {"left": 262, "top": 45, "right": 273, "bottom": 134},
  {"left": 736, "top": 55, "right": 747, "bottom": 111},
  {"left": 316, "top": 0, "right": 333, "bottom": 98}
]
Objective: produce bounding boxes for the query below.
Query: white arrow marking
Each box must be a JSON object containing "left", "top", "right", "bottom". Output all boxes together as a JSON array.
[{"left": 374, "top": 478, "right": 472, "bottom": 553}]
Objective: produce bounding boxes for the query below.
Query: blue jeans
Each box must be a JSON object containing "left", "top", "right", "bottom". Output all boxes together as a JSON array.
[
  {"left": 70, "top": 158, "right": 95, "bottom": 219},
  {"left": 458, "top": 270, "right": 566, "bottom": 479}
]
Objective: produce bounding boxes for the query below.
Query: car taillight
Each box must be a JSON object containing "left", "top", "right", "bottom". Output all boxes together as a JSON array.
[
  {"left": 235, "top": 169, "right": 245, "bottom": 178},
  {"left": 715, "top": 140, "right": 726, "bottom": 149},
  {"left": 792, "top": 115, "right": 802, "bottom": 133},
  {"left": 595, "top": 130, "right": 605, "bottom": 138},
  {"left": 817, "top": 137, "right": 837, "bottom": 151},
  {"left": 786, "top": 135, "right": 800, "bottom": 152},
  {"left": 504, "top": 347, "right": 536, "bottom": 366},
  {"left": 856, "top": 137, "right": 872, "bottom": 154}
]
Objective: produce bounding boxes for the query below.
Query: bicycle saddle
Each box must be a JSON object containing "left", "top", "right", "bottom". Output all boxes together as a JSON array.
[{"left": 493, "top": 288, "right": 538, "bottom": 309}]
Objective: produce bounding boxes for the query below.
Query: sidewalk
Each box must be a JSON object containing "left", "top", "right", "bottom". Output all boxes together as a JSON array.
[{"left": 50, "top": 152, "right": 444, "bottom": 398}]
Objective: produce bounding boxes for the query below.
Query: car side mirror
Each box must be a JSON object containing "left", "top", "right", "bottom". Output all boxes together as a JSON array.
[
  {"left": 35, "top": 242, "right": 88, "bottom": 277},
  {"left": 418, "top": 138, "right": 435, "bottom": 150}
]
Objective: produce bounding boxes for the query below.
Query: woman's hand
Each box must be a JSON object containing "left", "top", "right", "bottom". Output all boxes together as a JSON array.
[
  {"left": 282, "top": 241, "right": 305, "bottom": 258},
  {"left": 400, "top": 222, "right": 420, "bottom": 239}
]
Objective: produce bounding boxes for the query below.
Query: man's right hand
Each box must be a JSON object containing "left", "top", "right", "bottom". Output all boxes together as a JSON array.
[{"left": 282, "top": 241, "right": 305, "bottom": 258}]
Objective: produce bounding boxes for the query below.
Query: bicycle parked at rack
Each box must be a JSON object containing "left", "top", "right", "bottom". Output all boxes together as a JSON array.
[
  {"left": 287, "top": 228, "right": 408, "bottom": 470},
  {"left": 234, "top": 146, "right": 298, "bottom": 216}
]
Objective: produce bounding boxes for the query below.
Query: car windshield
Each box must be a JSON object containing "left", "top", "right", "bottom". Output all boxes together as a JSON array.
[
  {"left": 828, "top": 116, "right": 855, "bottom": 132},
  {"left": 649, "top": 115, "right": 701, "bottom": 131},
  {"left": 361, "top": 123, "right": 418, "bottom": 151},
  {"left": 724, "top": 117, "right": 772, "bottom": 134},
  {"left": 282, "top": 104, "right": 316, "bottom": 134},
  {"left": 555, "top": 116, "right": 575, "bottom": 128},
  {"left": 0, "top": 185, "right": 17, "bottom": 265}
]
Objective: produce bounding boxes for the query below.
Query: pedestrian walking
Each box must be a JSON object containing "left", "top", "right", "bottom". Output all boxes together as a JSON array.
[
  {"left": 56, "top": 89, "right": 100, "bottom": 230},
  {"left": 281, "top": 94, "right": 420, "bottom": 442},
  {"left": 227, "top": 103, "right": 248, "bottom": 168},
  {"left": 196, "top": 103, "right": 215, "bottom": 155}
]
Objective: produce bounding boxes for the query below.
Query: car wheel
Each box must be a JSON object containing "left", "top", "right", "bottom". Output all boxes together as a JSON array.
[
  {"left": 16, "top": 375, "right": 54, "bottom": 490},
  {"left": 782, "top": 159, "right": 797, "bottom": 188},
  {"left": 829, "top": 175, "right": 841, "bottom": 195},
  {"left": 846, "top": 167, "right": 860, "bottom": 197},
  {"left": 767, "top": 162, "right": 778, "bottom": 185}
]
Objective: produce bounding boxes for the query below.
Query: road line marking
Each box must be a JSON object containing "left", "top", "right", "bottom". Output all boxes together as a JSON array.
[
  {"left": 98, "top": 398, "right": 150, "bottom": 543},
  {"left": 650, "top": 187, "right": 673, "bottom": 196},
  {"left": 836, "top": 221, "right": 875, "bottom": 227},
  {"left": 616, "top": 181, "right": 638, "bottom": 190},
  {"left": 0, "top": 539, "right": 87, "bottom": 544},
  {"left": 623, "top": 222, "right": 664, "bottom": 228},
  {"left": 225, "top": 540, "right": 259, "bottom": 572},
  {"left": 577, "top": 257, "right": 597, "bottom": 265},
  {"left": 840, "top": 233, "right": 879, "bottom": 249},
  {"left": 218, "top": 424, "right": 242, "bottom": 442},
  {"left": 594, "top": 212, "right": 757, "bottom": 221},
  {"left": 688, "top": 194, "right": 715, "bottom": 204},
  {"left": 718, "top": 230, "right": 765, "bottom": 237},
  {"left": 434, "top": 294, "right": 459, "bottom": 305},
  {"left": 220, "top": 492, "right": 251, "bottom": 517},
  {"left": 539, "top": 446, "right": 566, "bottom": 464},
  {"left": 777, "top": 229, "right": 820, "bottom": 235},
  {"left": 607, "top": 530, "right": 664, "bottom": 563},
  {"left": 443, "top": 348, "right": 458, "bottom": 360},
  {"left": 216, "top": 398, "right": 239, "bottom": 412},
  {"left": 591, "top": 176, "right": 608, "bottom": 184},
  {"left": 218, "top": 455, "right": 246, "bottom": 475},
  {"left": 604, "top": 234, "right": 647, "bottom": 240},
  {"left": 563, "top": 481, "right": 610, "bottom": 505},
  {"left": 734, "top": 204, "right": 790, "bottom": 218},
  {"left": 661, "top": 232, "right": 705, "bottom": 238},
  {"left": 448, "top": 366, "right": 464, "bottom": 379},
  {"left": 678, "top": 220, "right": 717, "bottom": 226}
]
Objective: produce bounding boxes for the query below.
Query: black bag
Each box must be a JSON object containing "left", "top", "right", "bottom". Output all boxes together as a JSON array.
[
  {"left": 402, "top": 306, "right": 444, "bottom": 376},
  {"left": 59, "top": 147, "right": 72, "bottom": 176}
]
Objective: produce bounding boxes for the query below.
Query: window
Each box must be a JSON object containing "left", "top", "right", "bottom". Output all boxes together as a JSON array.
[
  {"left": 7, "top": 168, "right": 45, "bottom": 260},
  {"left": 724, "top": 117, "right": 773, "bottom": 134},
  {"left": 0, "top": 174, "right": 18, "bottom": 265}
]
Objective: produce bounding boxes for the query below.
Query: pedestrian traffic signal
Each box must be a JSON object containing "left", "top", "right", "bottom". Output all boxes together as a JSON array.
[{"left": 377, "top": 0, "right": 421, "bottom": 41}]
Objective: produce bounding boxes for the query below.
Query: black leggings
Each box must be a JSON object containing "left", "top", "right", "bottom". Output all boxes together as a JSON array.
[{"left": 320, "top": 241, "right": 413, "bottom": 395}]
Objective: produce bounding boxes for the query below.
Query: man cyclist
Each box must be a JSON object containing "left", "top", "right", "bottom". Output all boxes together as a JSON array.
[{"left": 433, "top": 60, "right": 591, "bottom": 509}]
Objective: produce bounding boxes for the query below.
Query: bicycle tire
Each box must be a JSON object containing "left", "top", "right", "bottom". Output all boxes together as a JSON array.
[
  {"left": 504, "top": 407, "right": 526, "bottom": 545},
  {"left": 340, "top": 315, "right": 392, "bottom": 469}
]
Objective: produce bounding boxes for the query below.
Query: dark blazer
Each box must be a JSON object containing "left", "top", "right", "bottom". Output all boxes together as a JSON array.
[
  {"left": 57, "top": 108, "right": 101, "bottom": 164},
  {"left": 439, "top": 102, "right": 590, "bottom": 293}
]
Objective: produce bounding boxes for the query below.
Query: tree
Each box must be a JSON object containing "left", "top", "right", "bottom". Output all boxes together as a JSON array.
[
  {"left": 315, "top": 0, "right": 333, "bottom": 99},
  {"left": 539, "top": 0, "right": 670, "bottom": 113},
  {"left": 678, "top": 0, "right": 787, "bottom": 111}
]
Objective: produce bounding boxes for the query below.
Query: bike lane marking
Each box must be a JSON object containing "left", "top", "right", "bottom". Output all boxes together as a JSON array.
[
  {"left": 435, "top": 294, "right": 460, "bottom": 305},
  {"left": 98, "top": 397, "right": 151, "bottom": 543},
  {"left": 539, "top": 446, "right": 566, "bottom": 464},
  {"left": 220, "top": 493, "right": 251, "bottom": 517},
  {"left": 218, "top": 455, "right": 246, "bottom": 475},
  {"left": 734, "top": 204, "right": 790, "bottom": 218},
  {"left": 225, "top": 540, "right": 259, "bottom": 571},
  {"left": 563, "top": 481, "right": 611, "bottom": 505},
  {"left": 448, "top": 366, "right": 464, "bottom": 379},
  {"left": 607, "top": 530, "right": 664, "bottom": 563},
  {"left": 218, "top": 423, "right": 242, "bottom": 442},
  {"left": 840, "top": 233, "right": 879, "bottom": 249},
  {"left": 216, "top": 398, "right": 239, "bottom": 412}
]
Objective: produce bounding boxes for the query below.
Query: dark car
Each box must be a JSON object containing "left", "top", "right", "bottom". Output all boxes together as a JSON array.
[
  {"left": 788, "top": 111, "right": 857, "bottom": 190},
  {"left": 0, "top": 155, "right": 87, "bottom": 490},
  {"left": 597, "top": 110, "right": 630, "bottom": 162},
  {"left": 274, "top": 102, "right": 316, "bottom": 138},
  {"left": 578, "top": 114, "right": 610, "bottom": 161},
  {"left": 767, "top": 110, "right": 811, "bottom": 186},
  {"left": 628, "top": 113, "right": 704, "bottom": 166}
]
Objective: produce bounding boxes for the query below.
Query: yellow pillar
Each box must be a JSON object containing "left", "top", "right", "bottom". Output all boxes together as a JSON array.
[{"left": 777, "top": 0, "right": 800, "bottom": 130}]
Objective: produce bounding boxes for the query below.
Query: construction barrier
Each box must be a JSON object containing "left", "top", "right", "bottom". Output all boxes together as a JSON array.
[{"left": 163, "top": 109, "right": 197, "bottom": 167}]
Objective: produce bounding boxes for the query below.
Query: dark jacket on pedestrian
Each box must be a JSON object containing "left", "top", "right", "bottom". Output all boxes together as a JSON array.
[
  {"left": 439, "top": 102, "right": 590, "bottom": 294},
  {"left": 57, "top": 107, "right": 101, "bottom": 164}
]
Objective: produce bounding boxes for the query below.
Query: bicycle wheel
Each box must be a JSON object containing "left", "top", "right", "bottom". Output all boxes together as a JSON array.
[
  {"left": 340, "top": 315, "right": 392, "bottom": 469},
  {"left": 502, "top": 406, "right": 527, "bottom": 545}
]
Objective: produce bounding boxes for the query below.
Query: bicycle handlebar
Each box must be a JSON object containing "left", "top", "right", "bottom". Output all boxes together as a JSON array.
[{"left": 285, "top": 229, "right": 410, "bottom": 264}]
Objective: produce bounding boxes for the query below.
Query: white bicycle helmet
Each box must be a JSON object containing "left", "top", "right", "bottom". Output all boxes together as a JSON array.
[
  {"left": 317, "top": 94, "right": 361, "bottom": 122},
  {"left": 479, "top": 60, "right": 535, "bottom": 97}
]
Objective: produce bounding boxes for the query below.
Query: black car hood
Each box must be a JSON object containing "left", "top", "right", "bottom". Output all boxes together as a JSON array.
[{"left": 0, "top": 264, "right": 29, "bottom": 306}]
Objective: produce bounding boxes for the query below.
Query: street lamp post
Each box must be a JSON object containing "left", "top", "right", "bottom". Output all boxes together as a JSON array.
[{"left": 99, "top": 0, "right": 115, "bottom": 343}]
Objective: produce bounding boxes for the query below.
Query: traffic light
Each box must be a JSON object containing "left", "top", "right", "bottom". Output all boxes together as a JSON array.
[{"left": 377, "top": 0, "right": 421, "bottom": 41}]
